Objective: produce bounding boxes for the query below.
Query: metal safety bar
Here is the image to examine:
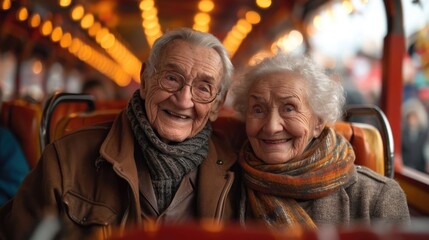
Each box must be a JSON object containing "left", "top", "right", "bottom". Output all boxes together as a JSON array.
[
  {"left": 343, "top": 104, "right": 395, "bottom": 178},
  {"left": 39, "top": 92, "right": 95, "bottom": 151}
]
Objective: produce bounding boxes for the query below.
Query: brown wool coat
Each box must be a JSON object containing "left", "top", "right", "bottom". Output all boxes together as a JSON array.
[{"left": 0, "top": 111, "right": 240, "bottom": 240}]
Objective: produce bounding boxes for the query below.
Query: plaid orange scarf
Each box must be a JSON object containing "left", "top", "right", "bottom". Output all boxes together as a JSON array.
[{"left": 239, "top": 127, "right": 356, "bottom": 229}]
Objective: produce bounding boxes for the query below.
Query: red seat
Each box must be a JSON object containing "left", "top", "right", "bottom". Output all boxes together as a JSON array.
[
  {"left": 49, "top": 102, "right": 89, "bottom": 142},
  {"left": 95, "top": 100, "right": 128, "bottom": 110},
  {"left": 214, "top": 107, "right": 387, "bottom": 176},
  {"left": 333, "top": 121, "right": 384, "bottom": 176},
  {"left": 50, "top": 106, "right": 387, "bottom": 177},
  {"left": 52, "top": 109, "right": 121, "bottom": 142},
  {"left": 0, "top": 99, "right": 42, "bottom": 168},
  {"left": 41, "top": 92, "right": 128, "bottom": 148}
]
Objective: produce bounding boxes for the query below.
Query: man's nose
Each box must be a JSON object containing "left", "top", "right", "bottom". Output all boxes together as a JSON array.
[{"left": 173, "top": 84, "right": 194, "bottom": 108}]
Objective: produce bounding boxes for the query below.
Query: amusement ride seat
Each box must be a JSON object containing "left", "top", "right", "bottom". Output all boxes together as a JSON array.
[
  {"left": 42, "top": 93, "right": 393, "bottom": 178},
  {"left": 0, "top": 99, "right": 42, "bottom": 168}
]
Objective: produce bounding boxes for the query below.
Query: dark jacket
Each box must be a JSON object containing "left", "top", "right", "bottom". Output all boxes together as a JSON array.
[
  {"left": 0, "top": 111, "right": 240, "bottom": 240},
  {"left": 401, "top": 125, "right": 428, "bottom": 172},
  {"left": 0, "top": 127, "right": 30, "bottom": 206}
]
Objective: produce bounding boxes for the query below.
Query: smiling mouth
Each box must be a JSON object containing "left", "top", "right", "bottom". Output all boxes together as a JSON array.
[
  {"left": 164, "top": 110, "right": 190, "bottom": 119},
  {"left": 262, "top": 138, "right": 291, "bottom": 144}
]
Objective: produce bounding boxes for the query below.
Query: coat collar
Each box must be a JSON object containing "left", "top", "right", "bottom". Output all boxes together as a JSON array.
[
  {"left": 99, "top": 111, "right": 238, "bottom": 221},
  {"left": 99, "top": 111, "right": 141, "bottom": 221},
  {"left": 100, "top": 111, "right": 137, "bottom": 172},
  {"left": 197, "top": 132, "right": 237, "bottom": 219},
  {"left": 99, "top": 112, "right": 237, "bottom": 174}
]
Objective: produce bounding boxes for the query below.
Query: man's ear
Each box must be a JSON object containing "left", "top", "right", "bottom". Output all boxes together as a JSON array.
[
  {"left": 139, "top": 63, "right": 146, "bottom": 99},
  {"left": 209, "top": 94, "right": 226, "bottom": 122},
  {"left": 313, "top": 117, "right": 326, "bottom": 138}
]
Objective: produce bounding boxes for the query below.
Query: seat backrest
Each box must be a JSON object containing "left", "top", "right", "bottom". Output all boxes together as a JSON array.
[
  {"left": 49, "top": 102, "right": 89, "bottom": 142},
  {"left": 49, "top": 102, "right": 128, "bottom": 142},
  {"left": 0, "top": 99, "right": 42, "bottom": 168},
  {"left": 213, "top": 107, "right": 388, "bottom": 177},
  {"left": 52, "top": 107, "right": 241, "bottom": 144},
  {"left": 41, "top": 92, "right": 128, "bottom": 149},
  {"left": 333, "top": 121, "right": 385, "bottom": 176},
  {"left": 49, "top": 104, "right": 389, "bottom": 177},
  {"left": 95, "top": 100, "right": 128, "bottom": 110},
  {"left": 52, "top": 109, "right": 121, "bottom": 142},
  {"left": 212, "top": 112, "right": 386, "bottom": 176},
  {"left": 342, "top": 105, "right": 394, "bottom": 178}
]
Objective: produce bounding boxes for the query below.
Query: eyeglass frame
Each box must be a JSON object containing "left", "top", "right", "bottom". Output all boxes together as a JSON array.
[{"left": 154, "top": 69, "right": 222, "bottom": 104}]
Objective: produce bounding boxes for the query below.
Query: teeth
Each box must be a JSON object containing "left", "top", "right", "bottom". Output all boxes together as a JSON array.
[
  {"left": 167, "top": 110, "right": 188, "bottom": 119},
  {"left": 264, "top": 139, "right": 287, "bottom": 144}
]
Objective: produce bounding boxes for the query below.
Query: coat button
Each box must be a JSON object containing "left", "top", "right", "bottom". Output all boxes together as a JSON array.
[
  {"left": 81, "top": 216, "right": 87, "bottom": 223},
  {"left": 216, "top": 160, "right": 224, "bottom": 165}
]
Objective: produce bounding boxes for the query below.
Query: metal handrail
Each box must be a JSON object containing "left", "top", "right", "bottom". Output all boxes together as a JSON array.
[
  {"left": 343, "top": 104, "right": 395, "bottom": 178},
  {"left": 39, "top": 92, "right": 95, "bottom": 151}
]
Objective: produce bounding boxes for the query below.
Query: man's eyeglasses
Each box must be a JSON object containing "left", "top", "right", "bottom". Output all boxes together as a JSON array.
[{"left": 156, "top": 70, "right": 220, "bottom": 104}]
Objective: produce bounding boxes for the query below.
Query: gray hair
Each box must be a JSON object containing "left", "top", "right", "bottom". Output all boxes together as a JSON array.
[
  {"left": 232, "top": 53, "right": 345, "bottom": 124},
  {"left": 142, "top": 28, "right": 233, "bottom": 100}
]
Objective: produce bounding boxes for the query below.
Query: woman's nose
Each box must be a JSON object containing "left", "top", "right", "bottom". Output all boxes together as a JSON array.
[{"left": 263, "top": 110, "right": 284, "bottom": 134}]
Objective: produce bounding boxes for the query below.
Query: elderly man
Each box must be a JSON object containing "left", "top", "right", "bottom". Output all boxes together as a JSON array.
[{"left": 0, "top": 28, "right": 239, "bottom": 239}]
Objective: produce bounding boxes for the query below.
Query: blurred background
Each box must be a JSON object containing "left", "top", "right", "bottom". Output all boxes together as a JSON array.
[
  {"left": 0, "top": 0, "right": 427, "bottom": 103},
  {"left": 1, "top": 0, "right": 429, "bottom": 215},
  {"left": 0, "top": 0, "right": 429, "bottom": 216}
]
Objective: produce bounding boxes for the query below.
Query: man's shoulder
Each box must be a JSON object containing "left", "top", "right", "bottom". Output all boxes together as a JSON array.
[{"left": 49, "top": 121, "right": 114, "bottom": 162}]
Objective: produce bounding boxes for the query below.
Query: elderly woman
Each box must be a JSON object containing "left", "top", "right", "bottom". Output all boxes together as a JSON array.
[
  {"left": 232, "top": 53, "right": 410, "bottom": 230},
  {"left": 0, "top": 28, "right": 239, "bottom": 239}
]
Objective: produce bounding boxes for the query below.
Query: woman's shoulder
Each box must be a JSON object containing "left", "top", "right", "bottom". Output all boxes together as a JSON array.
[
  {"left": 351, "top": 166, "right": 410, "bottom": 222},
  {"left": 355, "top": 166, "right": 392, "bottom": 182},
  {"left": 350, "top": 165, "right": 404, "bottom": 194}
]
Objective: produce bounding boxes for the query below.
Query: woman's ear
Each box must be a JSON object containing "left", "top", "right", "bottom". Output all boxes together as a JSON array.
[{"left": 313, "top": 117, "right": 326, "bottom": 138}]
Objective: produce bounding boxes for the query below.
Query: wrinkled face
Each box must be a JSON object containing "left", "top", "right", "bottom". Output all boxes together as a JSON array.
[
  {"left": 245, "top": 72, "right": 324, "bottom": 164},
  {"left": 140, "top": 39, "right": 224, "bottom": 143}
]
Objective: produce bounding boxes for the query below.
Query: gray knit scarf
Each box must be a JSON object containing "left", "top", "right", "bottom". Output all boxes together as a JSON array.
[{"left": 126, "top": 90, "right": 211, "bottom": 211}]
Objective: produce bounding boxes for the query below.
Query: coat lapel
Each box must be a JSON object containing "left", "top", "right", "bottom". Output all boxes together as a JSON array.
[
  {"left": 197, "top": 137, "right": 236, "bottom": 220},
  {"left": 99, "top": 111, "right": 142, "bottom": 222}
]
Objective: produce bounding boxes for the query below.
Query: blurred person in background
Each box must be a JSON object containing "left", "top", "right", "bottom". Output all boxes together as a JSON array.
[
  {"left": 402, "top": 97, "right": 429, "bottom": 173},
  {"left": 0, "top": 86, "right": 30, "bottom": 206},
  {"left": 82, "top": 77, "right": 116, "bottom": 101}
]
